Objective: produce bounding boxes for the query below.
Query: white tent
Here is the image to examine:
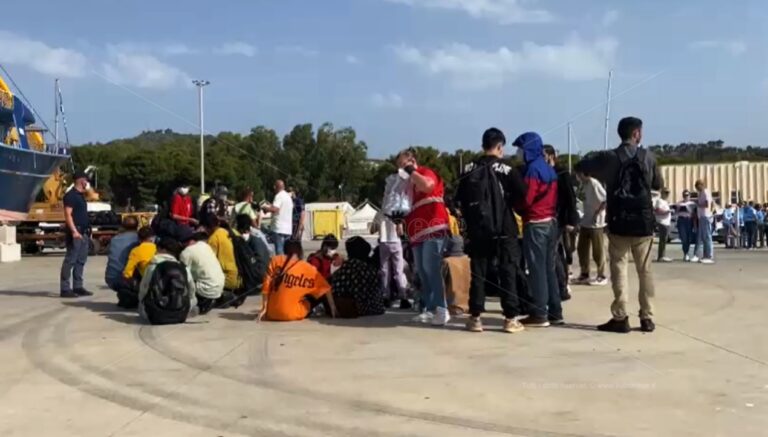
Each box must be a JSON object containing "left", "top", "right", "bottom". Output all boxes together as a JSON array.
[{"left": 347, "top": 200, "right": 379, "bottom": 236}]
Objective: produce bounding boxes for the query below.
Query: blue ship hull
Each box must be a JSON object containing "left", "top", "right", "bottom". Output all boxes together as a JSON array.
[{"left": 0, "top": 143, "right": 68, "bottom": 221}]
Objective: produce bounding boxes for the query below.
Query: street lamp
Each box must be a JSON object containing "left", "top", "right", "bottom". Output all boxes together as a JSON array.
[{"left": 192, "top": 79, "right": 210, "bottom": 195}]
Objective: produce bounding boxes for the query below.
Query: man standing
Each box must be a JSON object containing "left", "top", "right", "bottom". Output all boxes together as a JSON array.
[
  {"left": 373, "top": 191, "right": 410, "bottom": 308},
  {"left": 396, "top": 148, "right": 451, "bottom": 326},
  {"left": 676, "top": 190, "right": 698, "bottom": 261},
  {"left": 456, "top": 128, "right": 527, "bottom": 333},
  {"left": 576, "top": 116, "right": 663, "bottom": 333},
  {"left": 574, "top": 169, "right": 608, "bottom": 284},
  {"left": 513, "top": 132, "right": 562, "bottom": 328},
  {"left": 695, "top": 180, "right": 715, "bottom": 263},
  {"left": 233, "top": 187, "right": 259, "bottom": 228},
  {"left": 288, "top": 187, "right": 306, "bottom": 240},
  {"left": 654, "top": 189, "right": 673, "bottom": 262},
  {"left": 170, "top": 185, "right": 197, "bottom": 227},
  {"left": 262, "top": 180, "right": 293, "bottom": 255},
  {"left": 60, "top": 171, "right": 94, "bottom": 298}
]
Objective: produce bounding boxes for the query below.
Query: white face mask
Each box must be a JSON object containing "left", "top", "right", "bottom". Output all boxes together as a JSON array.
[
  {"left": 179, "top": 187, "right": 189, "bottom": 195},
  {"left": 516, "top": 147, "right": 525, "bottom": 161},
  {"left": 326, "top": 249, "right": 337, "bottom": 257}
]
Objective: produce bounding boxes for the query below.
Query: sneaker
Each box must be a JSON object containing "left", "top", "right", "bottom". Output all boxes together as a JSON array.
[
  {"left": 73, "top": 288, "right": 94, "bottom": 297},
  {"left": 660, "top": 257, "right": 673, "bottom": 263},
  {"left": 640, "top": 318, "right": 656, "bottom": 333},
  {"left": 689, "top": 256, "right": 700, "bottom": 263},
  {"left": 412, "top": 311, "right": 434, "bottom": 324},
  {"left": 519, "top": 316, "right": 550, "bottom": 328},
  {"left": 466, "top": 316, "right": 483, "bottom": 333},
  {"left": 700, "top": 258, "right": 715, "bottom": 264},
  {"left": 548, "top": 317, "right": 565, "bottom": 326},
  {"left": 683, "top": 254, "right": 690, "bottom": 262},
  {"left": 571, "top": 274, "right": 591, "bottom": 285},
  {"left": 432, "top": 307, "right": 451, "bottom": 326},
  {"left": 60, "top": 290, "right": 78, "bottom": 299},
  {"left": 590, "top": 276, "right": 608, "bottom": 286},
  {"left": 503, "top": 318, "right": 525, "bottom": 333},
  {"left": 561, "top": 285, "right": 572, "bottom": 302},
  {"left": 399, "top": 299, "right": 413, "bottom": 310},
  {"left": 597, "top": 317, "right": 631, "bottom": 333}
]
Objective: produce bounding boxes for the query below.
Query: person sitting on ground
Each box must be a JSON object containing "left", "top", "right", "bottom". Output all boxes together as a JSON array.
[
  {"left": 234, "top": 213, "right": 271, "bottom": 278},
  {"left": 204, "top": 212, "right": 240, "bottom": 306},
  {"left": 179, "top": 231, "right": 225, "bottom": 315},
  {"left": 201, "top": 185, "right": 230, "bottom": 224},
  {"left": 307, "top": 234, "right": 343, "bottom": 279},
  {"left": 138, "top": 238, "right": 197, "bottom": 324},
  {"left": 330, "top": 237, "right": 385, "bottom": 318},
  {"left": 259, "top": 240, "right": 337, "bottom": 321},
  {"left": 123, "top": 226, "right": 157, "bottom": 282},
  {"left": 105, "top": 216, "right": 140, "bottom": 307}
]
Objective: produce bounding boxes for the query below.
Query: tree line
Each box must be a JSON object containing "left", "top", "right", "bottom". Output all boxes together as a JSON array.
[{"left": 70, "top": 125, "right": 767, "bottom": 208}]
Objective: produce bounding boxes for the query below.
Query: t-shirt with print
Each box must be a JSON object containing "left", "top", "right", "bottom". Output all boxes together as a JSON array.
[
  {"left": 272, "top": 190, "right": 294, "bottom": 236},
  {"left": 404, "top": 167, "right": 449, "bottom": 245},
  {"left": 262, "top": 255, "right": 331, "bottom": 321},
  {"left": 580, "top": 177, "right": 607, "bottom": 229},
  {"left": 698, "top": 189, "right": 713, "bottom": 219}
]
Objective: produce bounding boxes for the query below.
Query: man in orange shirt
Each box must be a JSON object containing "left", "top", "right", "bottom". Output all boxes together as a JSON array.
[{"left": 258, "top": 240, "right": 337, "bottom": 321}]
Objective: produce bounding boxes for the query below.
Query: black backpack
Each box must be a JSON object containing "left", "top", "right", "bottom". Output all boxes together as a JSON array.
[
  {"left": 229, "top": 230, "right": 265, "bottom": 301},
  {"left": 458, "top": 160, "right": 506, "bottom": 244},
  {"left": 143, "top": 261, "right": 191, "bottom": 325},
  {"left": 607, "top": 149, "right": 654, "bottom": 236}
]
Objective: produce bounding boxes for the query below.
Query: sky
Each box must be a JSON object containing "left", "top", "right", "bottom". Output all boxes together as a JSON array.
[{"left": 1, "top": 0, "right": 767, "bottom": 158}]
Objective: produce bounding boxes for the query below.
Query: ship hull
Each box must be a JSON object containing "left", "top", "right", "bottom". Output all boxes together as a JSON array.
[{"left": 0, "top": 143, "right": 67, "bottom": 222}]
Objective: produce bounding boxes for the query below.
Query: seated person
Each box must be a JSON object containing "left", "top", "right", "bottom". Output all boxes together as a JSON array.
[
  {"left": 259, "top": 240, "right": 337, "bottom": 322},
  {"left": 104, "top": 216, "right": 140, "bottom": 306},
  {"left": 234, "top": 213, "right": 271, "bottom": 281},
  {"left": 138, "top": 238, "right": 197, "bottom": 324},
  {"left": 331, "top": 237, "right": 386, "bottom": 317},
  {"left": 307, "top": 234, "right": 343, "bottom": 279},
  {"left": 204, "top": 212, "right": 240, "bottom": 301},
  {"left": 180, "top": 231, "right": 226, "bottom": 315},
  {"left": 123, "top": 226, "right": 157, "bottom": 282}
]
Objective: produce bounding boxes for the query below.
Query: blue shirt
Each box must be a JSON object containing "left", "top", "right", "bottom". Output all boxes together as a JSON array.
[
  {"left": 63, "top": 189, "right": 90, "bottom": 228},
  {"left": 757, "top": 210, "right": 765, "bottom": 223},
  {"left": 723, "top": 208, "right": 734, "bottom": 225},
  {"left": 742, "top": 207, "right": 757, "bottom": 223},
  {"left": 104, "top": 231, "right": 139, "bottom": 286}
]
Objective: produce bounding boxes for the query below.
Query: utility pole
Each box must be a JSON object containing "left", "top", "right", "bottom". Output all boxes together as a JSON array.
[
  {"left": 192, "top": 79, "right": 210, "bottom": 195},
  {"left": 54, "top": 78, "right": 59, "bottom": 152},
  {"left": 603, "top": 70, "right": 613, "bottom": 150}
]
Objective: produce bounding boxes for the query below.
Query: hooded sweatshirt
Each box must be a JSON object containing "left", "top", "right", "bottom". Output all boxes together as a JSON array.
[{"left": 513, "top": 132, "right": 558, "bottom": 223}]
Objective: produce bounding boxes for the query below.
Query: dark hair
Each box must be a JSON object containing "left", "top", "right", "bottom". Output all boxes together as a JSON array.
[
  {"left": 321, "top": 234, "right": 339, "bottom": 250},
  {"left": 239, "top": 187, "right": 254, "bottom": 201},
  {"left": 543, "top": 144, "right": 557, "bottom": 158},
  {"left": 285, "top": 239, "right": 304, "bottom": 259},
  {"left": 346, "top": 236, "right": 372, "bottom": 261},
  {"left": 481, "top": 128, "right": 506, "bottom": 151},
  {"left": 235, "top": 214, "right": 252, "bottom": 233},
  {"left": 396, "top": 147, "right": 417, "bottom": 162},
  {"left": 137, "top": 226, "right": 154, "bottom": 241},
  {"left": 122, "top": 216, "right": 139, "bottom": 231},
  {"left": 158, "top": 238, "right": 182, "bottom": 257},
  {"left": 201, "top": 211, "right": 219, "bottom": 229},
  {"left": 617, "top": 117, "right": 643, "bottom": 141},
  {"left": 189, "top": 231, "right": 209, "bottom": 242}
]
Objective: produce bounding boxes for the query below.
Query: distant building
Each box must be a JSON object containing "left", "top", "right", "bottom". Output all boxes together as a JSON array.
[{"left": 661, "top": 161, "right": 768, "bottom": 204}]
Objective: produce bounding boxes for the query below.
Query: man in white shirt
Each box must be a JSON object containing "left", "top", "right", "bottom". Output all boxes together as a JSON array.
[
  {"left": 574, "top": 170, "right": 607, "bottom": 286},
  {"left": 179, "top": 232, "right": 226, "bottom": 314},
  {"left": 653, "top": 189, "right": 672, "bottom": 262},
  {"left": 373, "top": 208, "right": 409, "bottom": 308},
  {"left": 262, "top": 179, "right": 294, "bottom": 255},
  {"left": 695, "top": 179, "right": 715, "bottom": 264}
]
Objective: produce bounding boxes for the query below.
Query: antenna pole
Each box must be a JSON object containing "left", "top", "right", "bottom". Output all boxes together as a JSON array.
[{"left": 603, "top": 70, "right": 613, "bottom": 150}]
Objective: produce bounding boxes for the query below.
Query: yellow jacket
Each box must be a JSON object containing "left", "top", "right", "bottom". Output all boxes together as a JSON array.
[
  {"left": 208, "top": 228, "right": 240, "bottom": 290},
  {"left": 123, "top": 242, "right": 157, "bottom": 279}
]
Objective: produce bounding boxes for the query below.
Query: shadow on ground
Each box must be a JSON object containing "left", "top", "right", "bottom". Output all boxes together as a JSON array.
[
  {"left": 62, "top": 300, "right": 143, "bottom": 325},
  {"left": 0, "top": 290, "right": 60, "bottom": 299}
]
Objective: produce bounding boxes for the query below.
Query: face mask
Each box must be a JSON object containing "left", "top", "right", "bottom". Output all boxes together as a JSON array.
[
  {"left": 326, "top": 249, "right": 337, "bottom": 257},
  {"left": 179, "top": 188, "right": 189, "bottom": 195},
  {"left": 516, "top": 148, "right": 525, "bottom": 161}
]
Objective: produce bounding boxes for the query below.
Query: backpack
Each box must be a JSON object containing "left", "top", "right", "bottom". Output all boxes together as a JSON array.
[
  {"left": 143, "top": 261, "right": 191, "bottom": 325},
  {"left": 607, "top": 149, "right": 654, "bottom": 236},
  {"left": 229, "top": 230, "right": 265, "bottom": 301},
  {"left": 458, "top": 160, "right": 506, "bottom": 244}
]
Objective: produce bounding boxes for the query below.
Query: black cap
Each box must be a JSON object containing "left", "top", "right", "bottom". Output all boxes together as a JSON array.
[{"left": 72, "top": 171, "right": 89, "bottom": 181}]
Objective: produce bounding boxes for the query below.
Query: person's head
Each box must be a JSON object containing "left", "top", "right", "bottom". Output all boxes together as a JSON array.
[
  {"left": 481, "top": 127, "right": 506, "bottom": 158},
  {"left": 694, "top": 179, "right": 706, "bottom": 192},
  {"left": 320, "top": 234, "right": 339, "bottom": 256},
  {"left": 72, "top": 170, "right": 89, "bottom": 192},
  {"left": 186, "top": 231, "right": 209, "bottom": 246},
  {"left": 284, "top": 239, "right": 303, "bottom": 260},
  {"left": 346, "top": 236, "right": 372, "bottom": 262},
  {"left": 235, "top": 213, "right": 252, "bottom": 234},
  {"left": 157, "top": 238, "right": 182, "bottom": 258},
  {"left": 214, "top": 185, "right": 229, "bottom": 201},
  {"left": 749, "top": 201, "right": 754, "bottom": 207},
  {"left": 177, "top": 185, "right": 190, "bottom": 196},
  {"left": 395, "top": 147, "right": 418, "bottom": 170},
  {"left": 542, "top": 144, "right": 557, "bottom": 167},
  {"left": 201, "top": 211, "right": 220, "bottom": 230},
  {"left": 661, "top": 188, "right": 670, "bottom": 200},
  {"left": 512, "top": 132, "right": 544, "bottom": 163},
  {"left": 121, "top": 215, "right": 139, "bottom": 232},
  {"left": 274, "top": 179, "right": 285, "bottom": 193},
  {"left": 287, "top": 186, "right": 299, "bottom": 199},
  {"left": 137, "top": 226, "right": 154, "bottom": 242},
  {"left": 240, "top": 187, "right": 254, "bottom": 203},
  {"left": 682, "top": 189, "right": 691, "bottom": 200},
  {"left": 617, "top": 117, "right": 643, "bottom": 146},
  {"left": 575, "top": 169, "right": 587, "bottom": 183}
]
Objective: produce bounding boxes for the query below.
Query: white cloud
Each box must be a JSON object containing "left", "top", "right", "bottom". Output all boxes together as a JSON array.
[
  {"left": 602, "top": 9, "right": 619, "bottom": 27},
  {"left": 371, "top": 92, "right": 404, "bottom": 108},
  {"left": 690, "top": 40, "right": 746, "bottom": 56},
  {"left": 384, "top": 0, "right": 553, "bottom": 24},
  {"left": 275, "top": 45, "right": 319, "bottom": 57},
  {"left": 102, "top": 47, "right": 191, "bottom": 89},
  {"left": 161, "top": 43, "right": 198, "bottom": 56},
  {"left": 345, "top": 54, "right": 361, "bottom": 64},
  {"left": 214, "top": 41, "right": 257, "bottom": 57},
  {"left": 395, "top": 36, "right": 618, "bottom": 89},
  {"left": 0, "top": 31, "right": 87, "bottom": 78}
]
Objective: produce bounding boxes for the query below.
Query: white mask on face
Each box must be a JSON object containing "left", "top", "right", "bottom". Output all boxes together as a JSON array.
[
  {"left": 516, "top": 147, "right": 525, "bottom": 161},
  {"left": 327, "top": 249, "right": 337, "bottom": 257},
  {"left": 179, "top": 187, "right": 189, "bottom": 195}
]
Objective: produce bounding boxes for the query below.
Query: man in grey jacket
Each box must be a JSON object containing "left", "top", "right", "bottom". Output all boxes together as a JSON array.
[{"left": 575, "top": 117, "right": 663, "bottom": 334}]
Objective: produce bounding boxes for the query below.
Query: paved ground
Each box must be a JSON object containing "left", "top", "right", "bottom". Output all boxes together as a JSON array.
[{"left": 0, "top": 245, "right": 766, "bottom": 437}]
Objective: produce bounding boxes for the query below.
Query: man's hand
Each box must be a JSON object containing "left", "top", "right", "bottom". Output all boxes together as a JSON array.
[
  {"left": 189, "top": 217, "right": 199, "bottom": 225},
  {"left": 565, "top": 225, "right": 575, "bottom": 233},
  {"left": 72, "top": 230, "right": 83, "bottom": 240}
]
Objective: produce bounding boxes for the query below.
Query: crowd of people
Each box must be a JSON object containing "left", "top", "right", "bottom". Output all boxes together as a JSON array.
[{"left": 59, "top": 115, "right": 739, "bottom": 333}]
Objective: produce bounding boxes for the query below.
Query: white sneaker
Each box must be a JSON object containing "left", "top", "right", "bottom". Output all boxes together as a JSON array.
[
  {"left": 690, "top": 256, "right": 700, "bottom": 263},
  {"left": 683, "top": 254, "right": 690, "bottom": 262},
  {"left": 431, "top": 307, "right": 451, "bottom": 326},
  {"left": 660, "top": 257, "right": 673, "bottom": 263},
  {"left": 412, "top": 311, "right": 434, "bottom": 324},
  {"left": 700, "top": 258, "right": 715, "bottom": 264},
  {"left": 590, "top": 276, "right": 609, "bottom": 286}
]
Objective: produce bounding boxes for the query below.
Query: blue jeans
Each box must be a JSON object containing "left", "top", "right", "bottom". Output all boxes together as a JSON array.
[
  {"left": 412, "top": 237, "right": 447, "bottom": 312},
  {"left": 60, "top": 236, "right": 89, "bottom": 292},
  {"left": 523, "top": 221, "right": 562, "bottom": 320},
  {"left": 273, "top": 233, "right": 290, "bottom": 255},
  {"left": 697, "top": 216, "right": 714, "bottom": 259},
  {"left": 677, "top": 217, "right": 698, "bottom": 257}
]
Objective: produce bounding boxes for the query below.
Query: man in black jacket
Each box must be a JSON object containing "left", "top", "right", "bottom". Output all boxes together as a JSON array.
[{"left": 543, "top": 145, "right": 579, "bottom": 301}]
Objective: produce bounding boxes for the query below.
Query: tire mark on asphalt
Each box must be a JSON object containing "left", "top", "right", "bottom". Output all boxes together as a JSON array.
[
  {"left": 139, "top": 325, "right": 609, "bottom": 437},
  {"left": 0, "top": 307, "right": 65, "bottom": 342}
]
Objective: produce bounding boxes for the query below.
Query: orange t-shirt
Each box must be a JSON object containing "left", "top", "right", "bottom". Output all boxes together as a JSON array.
[{"left": 262, "top": 255, "right": 331, "bottom": 321}]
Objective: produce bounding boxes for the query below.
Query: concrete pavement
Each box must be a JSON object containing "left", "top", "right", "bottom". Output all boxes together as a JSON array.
[{"left": 0, "top": 248, "right": 766, "bottom": 436}]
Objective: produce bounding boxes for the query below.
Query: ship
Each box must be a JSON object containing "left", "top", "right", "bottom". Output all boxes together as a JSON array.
[{"left": 0, "top": 71, "right": 69, "bottom": 222}]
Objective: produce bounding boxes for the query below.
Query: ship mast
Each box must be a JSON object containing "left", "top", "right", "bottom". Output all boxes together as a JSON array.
[{"left": 54, "top": 78, "right": 59, "bottom": 153}]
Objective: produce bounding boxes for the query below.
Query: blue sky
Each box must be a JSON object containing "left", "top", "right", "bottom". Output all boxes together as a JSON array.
[{"left": 1, "top": 0, "right": 767, "bottom": 157}]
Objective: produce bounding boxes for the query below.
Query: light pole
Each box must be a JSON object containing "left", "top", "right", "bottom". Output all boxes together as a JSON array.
[{"left": 192, "top": 79, "right": 210, "bottom": 195}]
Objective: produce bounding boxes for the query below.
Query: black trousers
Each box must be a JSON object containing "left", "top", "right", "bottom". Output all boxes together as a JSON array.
[
  {"left": 468, "top": 237, "right": 521, "bottom": 319},
  {"left": 554, "top": 228, "right": 570, "bottom": 300}
]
